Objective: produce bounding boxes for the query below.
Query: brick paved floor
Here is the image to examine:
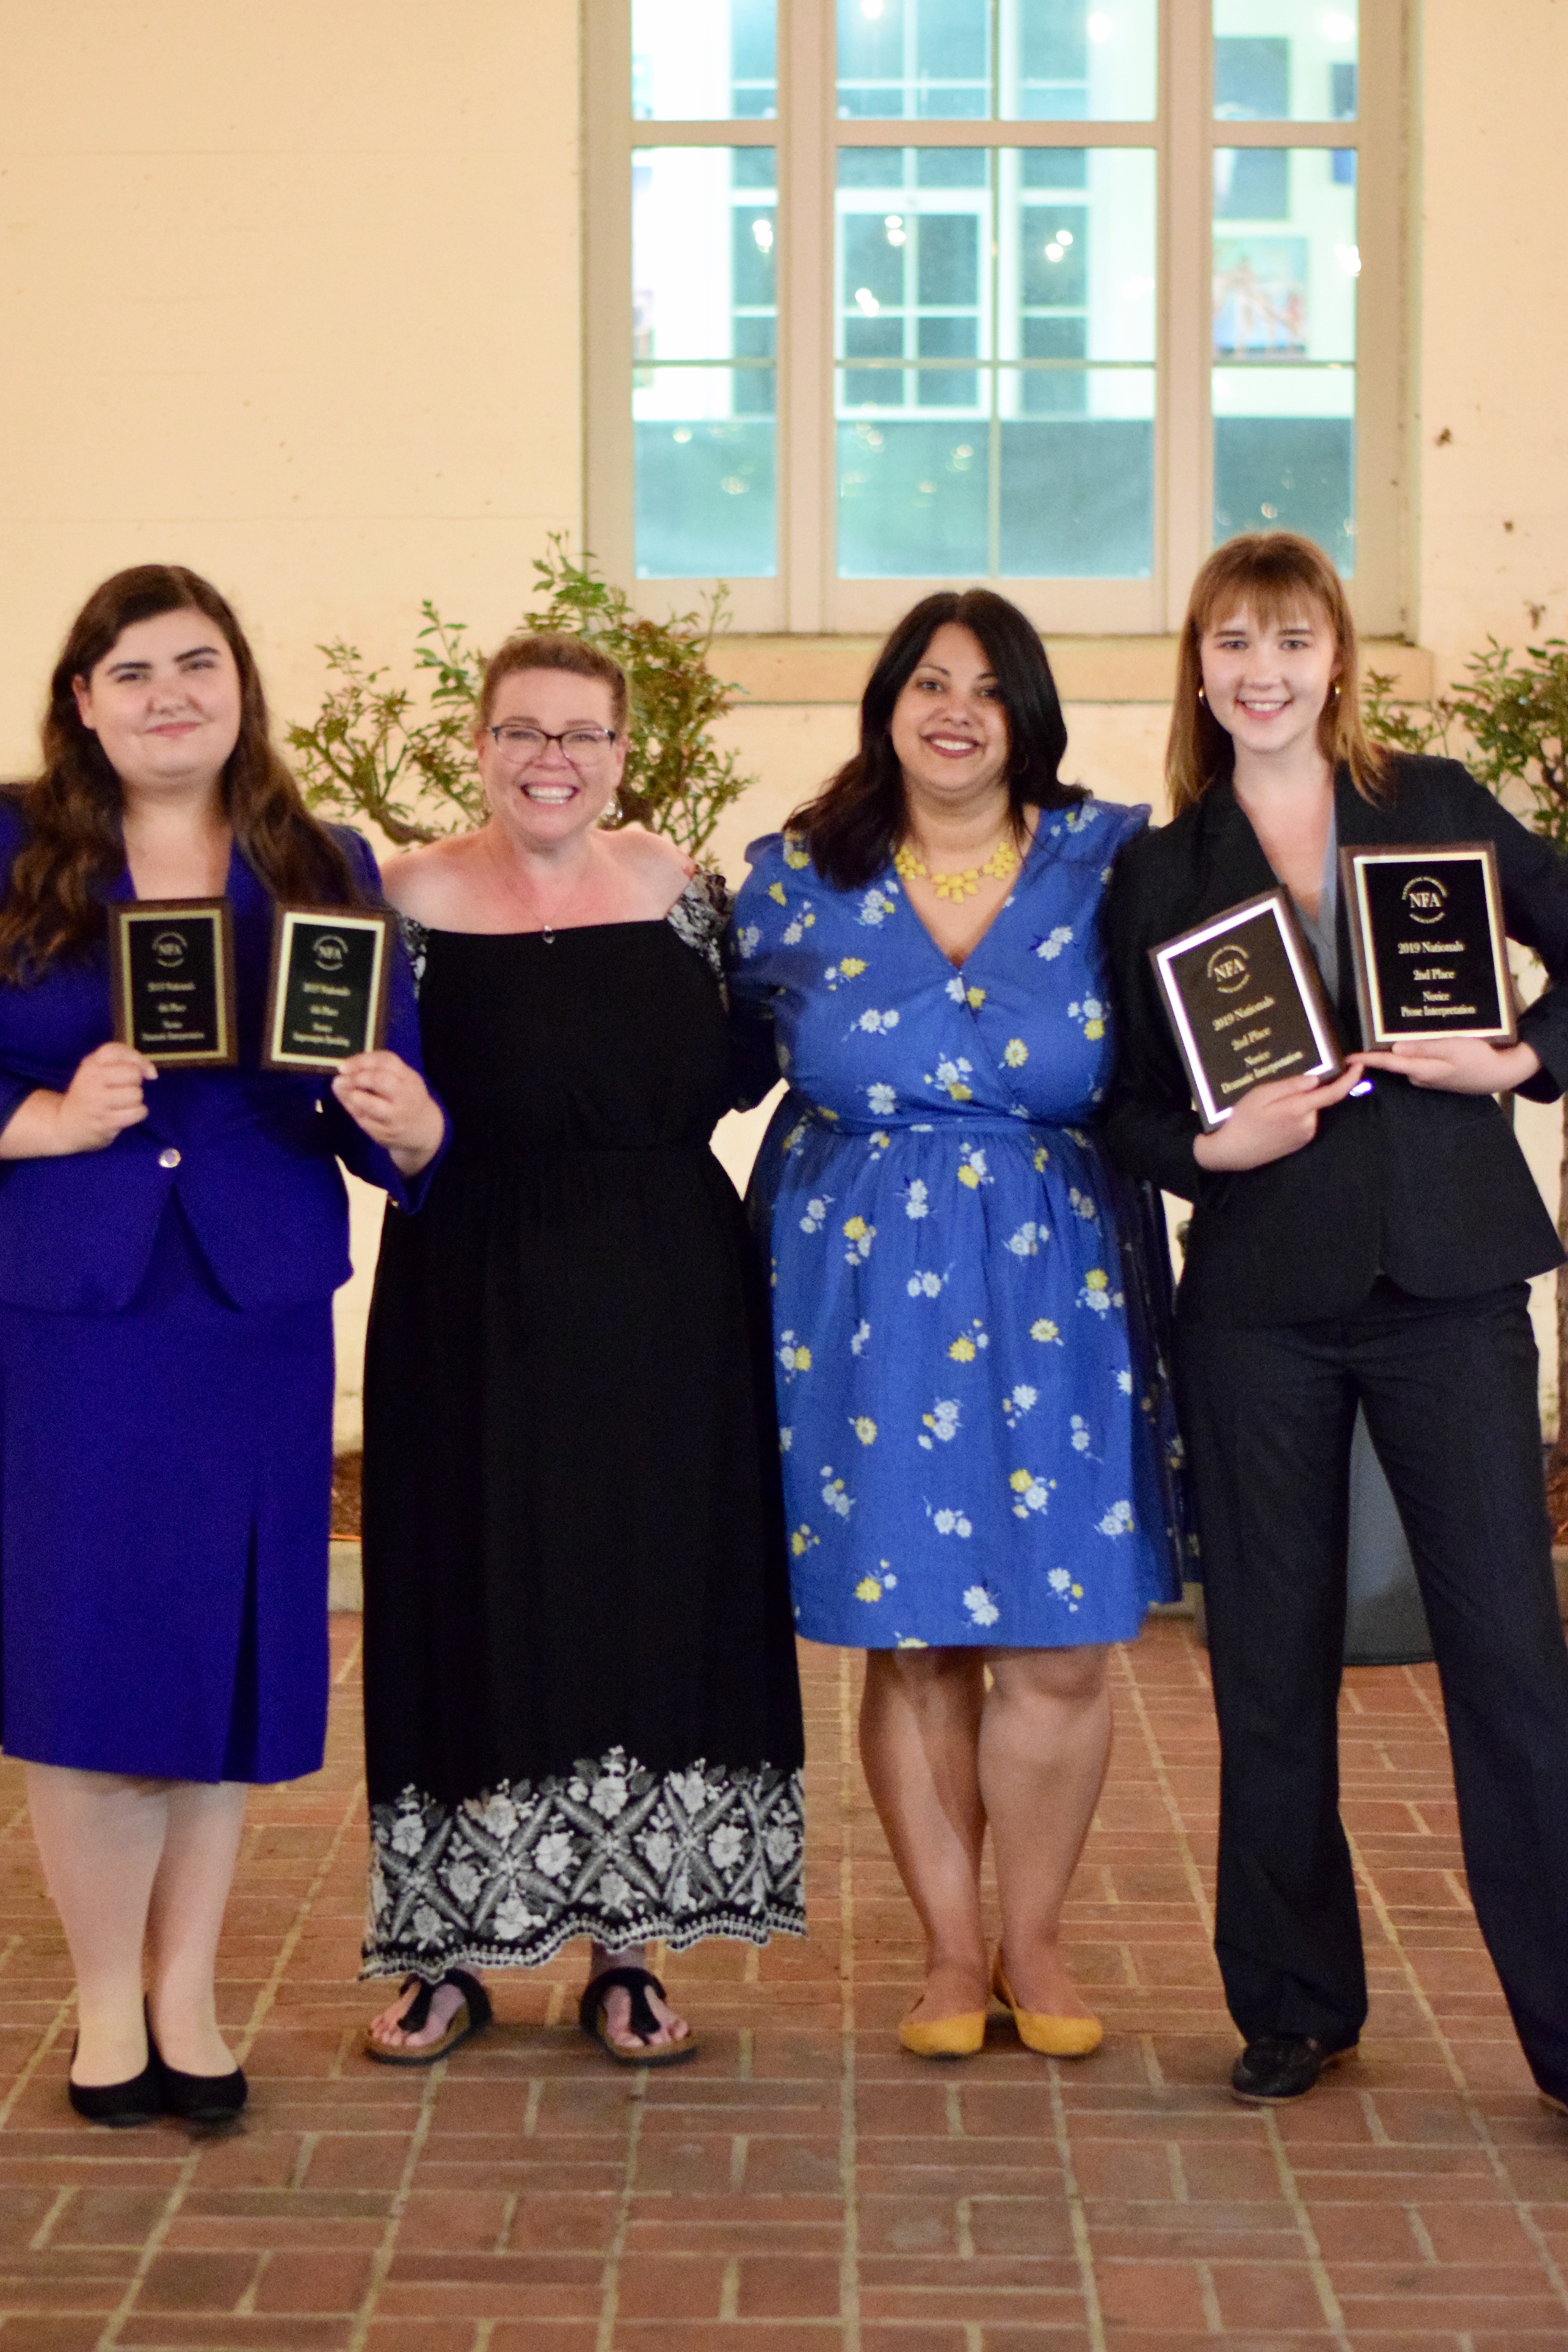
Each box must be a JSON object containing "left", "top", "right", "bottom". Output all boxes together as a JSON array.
[{"left": 0, "top": 1613, "right": 1566, "bottom": 2350}]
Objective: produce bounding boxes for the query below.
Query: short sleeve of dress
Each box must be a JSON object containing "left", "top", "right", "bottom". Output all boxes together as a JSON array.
[
  {"left": 665, "top": 870, "right": 731, "bottom": 992},
  {"left": 396, "top": 913, "right": 430, "bottom": 999}
]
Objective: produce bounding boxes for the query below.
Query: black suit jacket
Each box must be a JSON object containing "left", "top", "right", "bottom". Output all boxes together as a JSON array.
[{"left": 1101, "top": 755, "right": 1568, "bottom": 1326}]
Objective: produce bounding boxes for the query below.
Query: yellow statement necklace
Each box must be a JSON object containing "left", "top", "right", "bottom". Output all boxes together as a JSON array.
[{"left": 893, "top": 834, "right": 1022, "bottom": 904}]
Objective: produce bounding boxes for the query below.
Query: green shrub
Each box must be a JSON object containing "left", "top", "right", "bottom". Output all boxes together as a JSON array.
[{"left": 286, "top": 538, "right": 753, "bottom": 860}]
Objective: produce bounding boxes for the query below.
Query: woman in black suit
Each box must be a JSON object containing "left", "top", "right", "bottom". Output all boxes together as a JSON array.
[{"left": 1103, "top": 530, "right": 1568, "bottom": 2109}]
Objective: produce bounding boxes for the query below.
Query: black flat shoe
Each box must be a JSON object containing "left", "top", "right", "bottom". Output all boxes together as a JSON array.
[
  {"left": 154, "top": 2055, "right": 247, "bottom": 2124},
  {"left": 1230, "top": 2032, "right": 1357, "bottom": 2105},
  {"left": 147, "top": 2023, "right": 247, "bottom": 2123},
  {"left": 67, "top": 2041, "right": 162, "bottom": 2129}
]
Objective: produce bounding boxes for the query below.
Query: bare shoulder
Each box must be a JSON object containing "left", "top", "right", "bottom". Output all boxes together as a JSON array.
[
  {"left": 600, "top": 822, "right": 697, "bottom": 915},
  {"left": 379, "top": 834, "right": 488, "bottom": 922}
]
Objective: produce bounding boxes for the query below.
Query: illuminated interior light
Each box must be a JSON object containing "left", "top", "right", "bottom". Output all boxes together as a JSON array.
[
  {"left": 1087, "top": 11, "right": 1113, "bottom": 41},
  {"left": 855, "top": 286, "right": 881, "bottom": 314}
]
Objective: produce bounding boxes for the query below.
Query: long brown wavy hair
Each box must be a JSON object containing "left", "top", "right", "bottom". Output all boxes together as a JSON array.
[
  {"left": 789, "top": 589, "right": 1085, "bottom": 891},
  {"left": 0, "top": 564, "right": 361, "bottom": 980},
  {"left": 1166, "top": 532, "right": 1388, "bottom": 817}
]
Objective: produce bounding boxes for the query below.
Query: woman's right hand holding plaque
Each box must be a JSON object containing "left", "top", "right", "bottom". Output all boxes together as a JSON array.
[
  {"left": 1192, "top": 1056, "right": 1368, "bottom": 1171},
  {"left": 0, "top": 1040, "right": 160, "bottom": 1161}
]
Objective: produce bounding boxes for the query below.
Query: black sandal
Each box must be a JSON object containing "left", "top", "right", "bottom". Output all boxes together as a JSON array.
[
  {"left": 364, "top": 1969, "right": 492, "bottom": 2066},
  {"left": 578, "top": 1966, "right": 700, "bottom": 2067}
]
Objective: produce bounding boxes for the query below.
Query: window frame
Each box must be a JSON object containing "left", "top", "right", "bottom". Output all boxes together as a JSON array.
[{"left": 583, "top": 0, "right": 1408, "bottom": 637}]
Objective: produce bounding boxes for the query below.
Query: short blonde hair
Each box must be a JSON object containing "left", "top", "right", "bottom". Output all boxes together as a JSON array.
[
  {"left": 1166, "top": 533, "right": 1387, "bottom": 817},
  {"left": 477, "top": 631, "right": 628, "bottom": 734}
]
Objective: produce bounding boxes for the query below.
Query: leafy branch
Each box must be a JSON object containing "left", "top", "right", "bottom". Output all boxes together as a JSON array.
[
  {"left": 286, "top": 539, "right": 753, "bottom": 860},
  {"left": 1363, "top": 637, "right": 1568, "bottom": 851}
]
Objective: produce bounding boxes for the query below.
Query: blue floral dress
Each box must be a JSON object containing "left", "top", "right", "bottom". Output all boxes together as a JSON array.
[{"left": 729, "top": 802, "right": 1183, "bottom": 1650}]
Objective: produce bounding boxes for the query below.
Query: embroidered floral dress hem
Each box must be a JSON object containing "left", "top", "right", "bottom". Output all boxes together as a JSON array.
[{"left": 362, "top": 1750, "right": 806, "bottom": 1980}]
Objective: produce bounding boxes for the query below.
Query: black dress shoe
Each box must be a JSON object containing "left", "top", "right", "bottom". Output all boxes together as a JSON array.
[
  {"left": 67, "top": 2041, "right": 163, "bottom": 2129},
  {"left": 1230, "top": 2033, "right": 1357, "bottom": 2105}
]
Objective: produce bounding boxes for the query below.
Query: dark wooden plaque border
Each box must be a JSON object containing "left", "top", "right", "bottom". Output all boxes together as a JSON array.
[
  {"left": 261, "top": 904, "right": 394, "bottom": 1072},
  {"left": 108, "top": 898, "right": 238, "bottom": 1068},
  {"left": 1149, "top": 886, "right": 1344, "bottom": 1132},
  {"left": 1340, "top": 840, "right": 1516, "bottom": 1049}
]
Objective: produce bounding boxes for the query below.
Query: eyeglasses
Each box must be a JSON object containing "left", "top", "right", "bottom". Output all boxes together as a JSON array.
[{"left": 486, "top": 723, "right": 618, "bottom": 769}]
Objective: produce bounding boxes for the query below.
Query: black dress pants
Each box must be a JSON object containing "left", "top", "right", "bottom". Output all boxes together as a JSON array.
[{"left": 1176, "top": 1279, "right": 1568, "bottom": 2099}]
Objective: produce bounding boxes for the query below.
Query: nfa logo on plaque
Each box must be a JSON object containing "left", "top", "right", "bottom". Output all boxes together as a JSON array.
[
  {"left": 1341, "top": 843, "right": 1514, "bottom": 1048},
  {"left": 262, "top": 906, "right": 394, "bottom": 1071},
  {"left": 109, "top": 900, "right": 238, "bottom": 1067},
  {"left": 1205, "top": 940, "right": 1251, "bottom": 996},
  {"left": 1401, "top": 874, "right": 1449, "bottom": 926},
  {"left": 1150, "top": 889, "right": 1343, "bottom": 1131}
]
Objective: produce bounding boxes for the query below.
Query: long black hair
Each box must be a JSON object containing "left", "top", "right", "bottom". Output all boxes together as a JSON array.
[{"left": 788, "top": 588, "right": 1083, "bottom": 889}]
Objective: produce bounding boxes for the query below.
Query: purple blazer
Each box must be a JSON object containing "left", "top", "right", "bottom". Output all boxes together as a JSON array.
[{"left": 0, "top": 803, "right": 440, "bottom": 1314}]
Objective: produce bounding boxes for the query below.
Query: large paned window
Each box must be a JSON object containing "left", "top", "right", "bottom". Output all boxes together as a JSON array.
[{"left": 584, "top": 0, "right": 1403, "bottom": 633}]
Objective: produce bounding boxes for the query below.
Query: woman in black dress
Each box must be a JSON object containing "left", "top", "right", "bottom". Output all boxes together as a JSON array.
[
  {"left": 1103, "top": 531, "right": 1568, "bottom": 2110},
  {"left": 358, "top": 632, "right": 804, "bottom": 2063}
]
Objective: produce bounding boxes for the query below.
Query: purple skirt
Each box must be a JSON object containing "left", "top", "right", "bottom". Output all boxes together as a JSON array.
[{"left": 0, "top": 1203, "right": 332, "bottom": 1782}]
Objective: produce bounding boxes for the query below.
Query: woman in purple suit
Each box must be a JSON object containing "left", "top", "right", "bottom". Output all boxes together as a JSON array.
[{"left": 0, "top": 566, "right": 443, "bottom": 2126}]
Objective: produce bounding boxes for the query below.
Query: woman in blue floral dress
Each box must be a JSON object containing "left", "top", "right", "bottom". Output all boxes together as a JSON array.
[{"left": 730, "top": 590, "right": 1181, "bottom": 2061}]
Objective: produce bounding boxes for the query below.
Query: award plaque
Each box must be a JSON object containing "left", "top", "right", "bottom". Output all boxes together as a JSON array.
[
  {"left": 109, "top": 899, "right": 237, "bottom": 1067},
  {"left": 1340, "top": 842, "right": 1515, "bottom": 1048},
  {"left": 261, "top": 905, "right": 393, "bottom": 1071},
  {"left": 1150, "top": 889, "right": 1344, "bottom": 1131}
]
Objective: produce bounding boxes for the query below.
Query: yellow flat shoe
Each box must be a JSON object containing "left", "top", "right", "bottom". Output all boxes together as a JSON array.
[
  {"left": 992, "top": 1956, "right": 1103, "bottom": 2058},
  {"left": 898, "top": 2007, "right": 987, "bottom": 2058}
]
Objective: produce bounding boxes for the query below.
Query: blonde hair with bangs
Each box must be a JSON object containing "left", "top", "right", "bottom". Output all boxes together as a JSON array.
[{"left": 1166, "top": 532, "right": 1388, "bottom": 817}]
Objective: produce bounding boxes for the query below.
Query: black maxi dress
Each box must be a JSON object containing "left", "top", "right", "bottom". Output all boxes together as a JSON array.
[{"left": 360, "top": 882, "right": 806, "bottom": 1979}]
